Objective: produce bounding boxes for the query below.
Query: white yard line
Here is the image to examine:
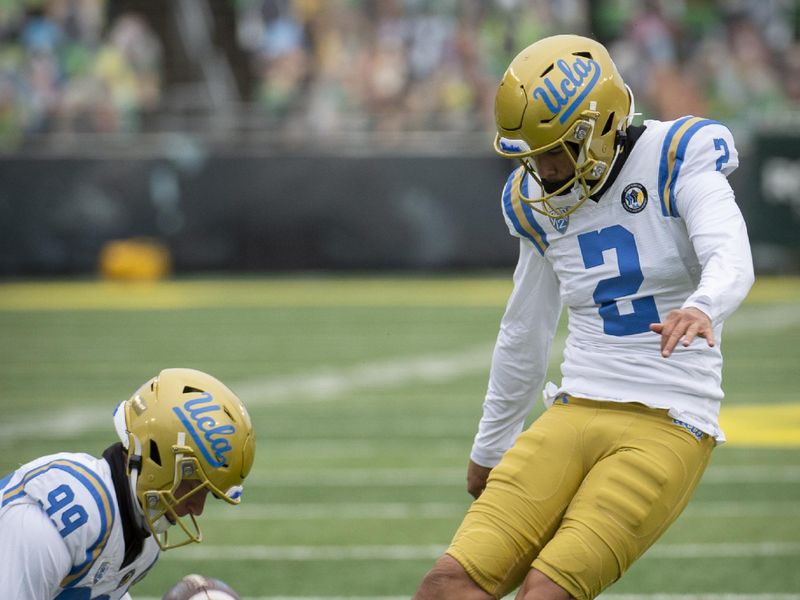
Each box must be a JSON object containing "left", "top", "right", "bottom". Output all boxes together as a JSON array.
[
  {"left": 702, "top": 465, "right": 800, "bottom": 483},
  {"left": 233, "top": 343, "right": 496, "bottom": 407},
  {"left": 0, "top": 341, "right": 497, "bottom": 441},
  {"left": 161, "top": 544, "right": 444, "bottom": 561},
  {"left": 161, "top": 542, "right": 800, "bottom": 562},
  {"left": 240, "top": 465, "right": 800, "bottom": 487},
  {"left": 0, "top": 406, "right": 109, "bottom": 442},
  {"left": 1, "top": 301, "right": 796, "bottom": 441},
  {"left": 202, "top": 499, "right": 800, "bottom": 521},
  {"left": 205, "top": 502, "right": 466, "bottom": 520},
  {"left": 681, "top": 500, "right": 800, "bottom": 517},
  {"left": 220, "top": 300, "right": 800, "bottom": 409}
]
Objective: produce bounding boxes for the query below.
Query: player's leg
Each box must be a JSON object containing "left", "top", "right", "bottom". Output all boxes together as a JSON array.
[
  {"left": 515, "top": 568, "right": 572, "bottom": 600},
  {"left": 530, "top": 399, "right": 715, "bottom": 599},
  {"left": 413, "top": 562, "right": 573, "bottom": 600},
  {"left": 430, "top": 403, "right": 595, "bottom": 598},
  {"left": 413, "top": 555, "right": 494, "bottom": 600}
]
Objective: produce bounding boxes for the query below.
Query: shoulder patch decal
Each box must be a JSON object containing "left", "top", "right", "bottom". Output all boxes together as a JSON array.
[{"left": 621, "top": 183, "right": 648, "bottom": 213}]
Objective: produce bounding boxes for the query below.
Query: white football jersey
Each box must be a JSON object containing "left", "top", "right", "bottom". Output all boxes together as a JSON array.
[
  {"left": 0, "top": 452, "right": 160, "bottom": 599},
  {"left": 471, "top": 117, "right": 754, "bottom": 467}
]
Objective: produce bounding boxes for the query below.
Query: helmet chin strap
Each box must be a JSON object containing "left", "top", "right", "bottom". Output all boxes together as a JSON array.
[
  {"left": 624, "top": 84, "right": 638, "bottom": 128},
  {"left": 148, "top": 431, "right": 189, "bottom": 537},
  {"left": 125, "top": 433, "right": 148, "bottom": 530},
  {"left": 579, "top": 92, "right": 634, "bottom": 198},
  {"left": 113, "top": 400, "right": 148, "bottom": 529},
  {"left": 150, "top": 514, "right": 172, "bottom": 534}
]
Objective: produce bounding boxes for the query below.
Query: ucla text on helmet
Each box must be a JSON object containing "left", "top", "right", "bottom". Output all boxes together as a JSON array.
[
  {"left": 532, "top": 56, "right": 601, "bottom": 125},
  {"left": 172, "top": 393, "right": 236, "bottom": 468}
]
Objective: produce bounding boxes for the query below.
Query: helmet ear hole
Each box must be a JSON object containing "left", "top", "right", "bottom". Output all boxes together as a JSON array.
[
  {"left": 601, "top": 112, "right": 615, "bottom": 136},
  {"left": 149, "top": 439, "right": 162, "bottom": 466}
]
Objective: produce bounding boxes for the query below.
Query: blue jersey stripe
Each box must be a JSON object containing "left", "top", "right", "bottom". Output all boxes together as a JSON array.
[
  {"left": 666, "top": 119, "right": 722, "bottom": 218},
  {"left": 502, "top": 168, "right": 548, "bottom": 255},
  {"left": 658, "top": 117, "right": 726, "bottom": 218},
  {"left": 54, "top": 589, "right": 93, "bottom": 599},
  {"left": 59, "top": 462, "right": 115, "bottom": 587},
  {"left": 657, "top": 116, "right": 693, "bottom": 217},
  {"left": 518, "top": 174, "right": 550, "bottom": 246}
]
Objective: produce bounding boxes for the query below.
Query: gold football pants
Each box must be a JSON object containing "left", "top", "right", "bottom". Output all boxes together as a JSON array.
[{"left": 447, "top": 395, "right": 714, "bottom": 599}]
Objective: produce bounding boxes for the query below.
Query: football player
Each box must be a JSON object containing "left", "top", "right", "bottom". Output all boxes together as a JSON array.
[
  {"left": 0, "top": 368, "right": 256, "bottom": 600},
  {"left": 413, "top": 34, "right": 754, "bottom": 600}
]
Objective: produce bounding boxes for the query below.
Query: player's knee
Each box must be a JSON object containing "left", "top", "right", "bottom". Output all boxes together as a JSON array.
[
  {"left": 414, "top": 555, "right": 489, "bottom": 600},
  {"left": 515, "top": 569, "right": 572, "bottom": 600}
]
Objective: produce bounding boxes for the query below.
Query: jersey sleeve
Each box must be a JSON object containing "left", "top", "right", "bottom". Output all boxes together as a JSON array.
[
  {"left": 470, "top": 239, "right": 562, "bottom": 467},
  {"left": 657, "top": 117, "right": 738, "bottom": 219},
  {"left": 2, "top": 456, "right": 117, "bottom": 589},
  {"left": 500, "top": 166, "right": 550, "bottom": 255},
  {"left": 658, "top": 118, "right": 754, "bottom": 323},
  {"left": 0, "top": 502, "right": 72, "bottom": 598},
  {"left": 677, "top": 170, "right": 754, "bottom": 324}
]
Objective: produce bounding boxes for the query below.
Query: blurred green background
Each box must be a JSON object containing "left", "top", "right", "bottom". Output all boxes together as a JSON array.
[{"left": 1, "top": 275, "right": 798, "bottom": 598}]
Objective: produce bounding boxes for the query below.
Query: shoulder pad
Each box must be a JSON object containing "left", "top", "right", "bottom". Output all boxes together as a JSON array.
[
  {"left": 501, "top": 166, "right": 549, "bottom": 255},
  {"left": 657, "top": 116, "right": 738, "bottom": 217},
  {"left": 1, "top": 455, "right": 116, "bottom": 587}
]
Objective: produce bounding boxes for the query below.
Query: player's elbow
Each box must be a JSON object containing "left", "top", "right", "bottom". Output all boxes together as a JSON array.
[
  {"left": 742, "top": 264, "right": 755, "bottom": 294},
  {"left": 736, "top": 253, "right": 755, "bottom": 299}
]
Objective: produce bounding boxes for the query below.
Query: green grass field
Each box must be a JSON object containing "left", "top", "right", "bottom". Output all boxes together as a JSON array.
[{"left": 1, "top": 275, "right": 798, "bottom": 599}]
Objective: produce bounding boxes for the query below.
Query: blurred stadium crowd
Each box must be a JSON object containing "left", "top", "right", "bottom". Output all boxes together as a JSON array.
[
  {"left": 1, "top": 0, "right": 799, "bottom": 150},
  {"left": 0, "top": 0, "right": 161, "bottom": 148}
]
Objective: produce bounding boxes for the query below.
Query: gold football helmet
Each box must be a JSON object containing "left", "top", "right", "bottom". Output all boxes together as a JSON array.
[
  {"left": 494, "top": 34, "right": 635, "bottom": 218},
  {"left": 113, "top": 368, "right": 255, "bottom": 550}
]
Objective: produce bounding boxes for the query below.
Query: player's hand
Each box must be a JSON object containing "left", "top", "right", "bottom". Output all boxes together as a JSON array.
[
  {"left": 467, "top": 460, "right": 492, "bottom": 499},
  {"left": 649, "top": 307, "right": 715, "bottom": 358}
]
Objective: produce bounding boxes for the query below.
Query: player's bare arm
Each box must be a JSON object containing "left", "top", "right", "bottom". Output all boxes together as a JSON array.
[{"left": 467, "top": 460, "right": 492, "bottom": 499}]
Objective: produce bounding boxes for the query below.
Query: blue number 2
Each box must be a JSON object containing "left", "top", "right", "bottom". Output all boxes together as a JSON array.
[
  {"left": 577, "top": 225, "right": 659, "bottom": 336},
  {"left": 713, "top": 137, "right": 729, "bottom": 171}
]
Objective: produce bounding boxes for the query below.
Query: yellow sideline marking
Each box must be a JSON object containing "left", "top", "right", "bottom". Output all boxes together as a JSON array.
[
  {"left": 721, "top": 403, "right": 800, "bottom": 447},
  {"left": 0, "top": 276, "right": 798, "bottom": 311},
  {"left": 0, "top": 278, "right": 512, "bottom": 310},
  {"left": 744, "top": 276, "right": 800, "bottom": 303}
]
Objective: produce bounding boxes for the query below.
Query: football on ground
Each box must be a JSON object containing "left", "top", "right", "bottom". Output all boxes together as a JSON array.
[{"left": 162, "top": 573, "right": 241, "bottom": 600}]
